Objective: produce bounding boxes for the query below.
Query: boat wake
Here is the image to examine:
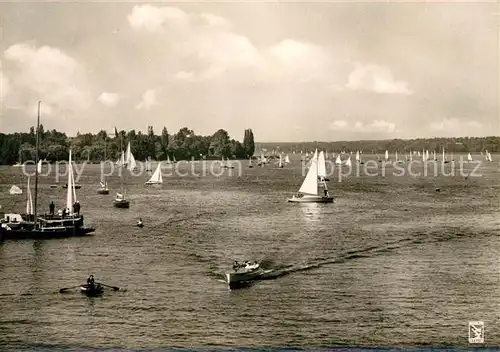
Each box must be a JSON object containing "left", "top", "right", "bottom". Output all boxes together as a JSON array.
[{"left": 238, "top": 228, "right": 494, "bottom": 283}]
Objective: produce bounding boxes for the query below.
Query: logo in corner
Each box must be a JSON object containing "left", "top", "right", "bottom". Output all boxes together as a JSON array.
[{"left": 469, "top": 321, "right": 484, "bottom": 343}]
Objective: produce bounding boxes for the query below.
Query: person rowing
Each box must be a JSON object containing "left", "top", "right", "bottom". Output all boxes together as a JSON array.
[
  {"left": 137, "top": 218, "right": 144, "bottom": 228},
  {"left": 87, "top": 275, "right": 95, "bottom": 288}
]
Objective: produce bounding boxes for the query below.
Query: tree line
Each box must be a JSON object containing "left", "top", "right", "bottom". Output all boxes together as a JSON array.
[
  {"left": 257, "top": 136, "right": 500, "bottom": 154},
  {"left": 0, "top": 126, "right": 256, "bottom": 165}
]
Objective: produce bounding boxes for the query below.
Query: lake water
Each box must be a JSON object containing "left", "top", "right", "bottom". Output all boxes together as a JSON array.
[{"left": 0, "top": 154, "right": 499, "bottom": 349}]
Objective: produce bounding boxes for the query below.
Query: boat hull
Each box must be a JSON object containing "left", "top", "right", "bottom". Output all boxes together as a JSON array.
[
  {"left": 97, "top": 189, "right": 109, "bottom": 195},
  {"left": 288, "top": 195, "right": 334, "bottom": 203},
  {"left": 0, "top": 226, "right": 95, "bottom": 240},
  {"left": 80, "top": 284, "right": 104, "bottom": 296},
  {"left": 113, "top": 200, "right": 130, "bottom": 208},
  {"left": 226, "top": 268, "right": 264, "bottom": 287}
]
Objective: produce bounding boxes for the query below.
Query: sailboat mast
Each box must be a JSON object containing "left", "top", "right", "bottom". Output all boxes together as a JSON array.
[
  {"left": 120, "top": 134, "right": 123, "bottom": 193},
  {"left": 33, "top": 101, "right": 41, "bottom": 225}
]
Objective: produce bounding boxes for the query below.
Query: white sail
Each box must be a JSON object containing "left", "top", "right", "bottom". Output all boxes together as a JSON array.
[
  {"left": 426, "top": 150, "right": 430, "bottom": 160},
  {"left": 128, "top": 152, "right": 137, "bottom": 171},
  {"left": 409, "top": 151, "right": 413, "bottom": 161},
  {"left": 298, "top": 155, "right": 318, "bottom": 196},
  {"left": 226, "top": 158, "right": 233, "bottom": 168},
  {"left": 487, "top": 151, "right": 493, "bottom": 161},
  {"left": 418, "top": 151, "right": 421, "bottom": 156},
  {"left": 355, "top": 150, "right": 360, "bottom": 162},
  {"left": 422, "top": 149, "right": 426, "bottom": 161},
  {"left": 26, "top": 177, "right": 33, "bottom": 215},
  {"left": 433, "top": 151, "right": 437, "bottom": 161},
  {"left": 442, "top": 148, "right": 446, "bottom": 162},
  {"left": 285, "top": 155, "right": 290, "bottom": 163},
  {"left": 9, "top": 185, "right": 22, "bottom": 195},
  {"left": 278, "top": 155, "right": 283, "bottom": 168},
  {"left": 37, "top": 159, "right": 42, "bottom": 173},
  {"left": 146, "top": 163, "right": 163, "bottom": 184},
  {"left": 125, "top": 142, "right": 131, "bottom": 165},
  {"left": 345, "top": 156, "right": 352, "bottom": 167},
  {"left": 66, "top": 149, "right": 74, "bottom": 214},
  {"left": 335, "top": 154, "right": 342, "bottom": 165},
  {"left": 384, "top": 150, "right": 389, "bottom": 161},
  {"left": 166, "top": 155, "right": 171, "bottom": 164},
  {"left": 395, "top": 151, "right": 398, "bottom": 161},
  {"left": 467, "top": 153, "right": 472, "bottom": 161},
  {"left": 317, "top": 151, "right": 326, "bottom": 177}
]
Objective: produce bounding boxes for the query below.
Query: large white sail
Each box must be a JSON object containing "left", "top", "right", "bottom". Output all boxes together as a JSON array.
[
  {"left": 385, "top": 150, "right": 389, "bottom": 161},
  {"left": 285, "top": 155, "right": 290, "bottom": 163},
  {"left": 317, "top": 151, "right": 326, "bottom": 178},
  {"left": 298, "top": 155, "right": 318, "bottom": 196},
  {"left": 37, "top": 159, "right": 42, "bottom": 173},
  {"left": 26, "top": 177, "right": 33, "bottom": 215},
  {"left": 128, "top": 152, "right": 137, "bottom": 171},
  {"left": 442, "top": 148, "right": 446, "bottom": 162},
  {"left": 146, "top": 162, "right": 163, "bottom": 184},
  {"left": 467, "top": 153, "right": 472, "bottom": 161},
  {"left": 66, "top": 149, "right": 74, "bottom": 214}
]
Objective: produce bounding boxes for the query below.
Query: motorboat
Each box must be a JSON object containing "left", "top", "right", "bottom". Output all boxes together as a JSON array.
[
  {"left": 226, "top": 261, "right": 264, "bottom": 287},
  {"left": 80, "top": 283, "right": 104, "bottom": 297}
]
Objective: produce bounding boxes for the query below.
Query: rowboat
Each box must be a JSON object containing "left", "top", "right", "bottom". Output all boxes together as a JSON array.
[
  {"left": 226, "top": 261, "right": 264, "bottom": 288},
  {"left": 80, "top": 284, "right": 104, "bottom": 296}
]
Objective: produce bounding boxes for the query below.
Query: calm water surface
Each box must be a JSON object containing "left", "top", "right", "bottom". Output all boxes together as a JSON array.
[{"left": 0, "top": 156, "right": 499, "bottom": 348}]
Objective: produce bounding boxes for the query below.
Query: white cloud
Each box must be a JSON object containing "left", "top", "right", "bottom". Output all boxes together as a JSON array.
[
  {"left": 174, "top": 71, "right": 195, "bottom": 80},
  {"left": 329, "top": 120, "right": 348, "bottom": 130},
  {"left": 197, "top": 13, "right": 232, "bottom": 29},
  {"left": 431, "top": 117, "right": 482, "bottom": 132},
  {"left": 127, "top": 5, "right": 190, "bottom": 32},
  {"left": 333, "top": 119, "right": 396, "bottom": 133},
  {"left": 98, "top": 92, "right": 120, "bottom": 107},
  {"left": 136, "top": 89, "right": 157, "bottom": 110},
  {"left": 4, "top": 43, "right": 91, "bottom": 115},
  {"left": 346, "top": 64, "right": 413, "bottom": 95}
]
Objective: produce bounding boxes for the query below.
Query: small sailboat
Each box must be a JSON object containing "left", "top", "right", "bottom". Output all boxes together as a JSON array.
[
  {"left": 226, "top": 158, "right": 235, "bottom": 169},
  {"left": 145, "top": 162, "right": 163, "bottom": 185},
  {"left": 277, "top": 155, "right": 284, "bottom": 168},
  {"left": 355, "top": 150, "right": 361, "bottom": 164},
  {"left": 288, "top": 150, "right": 333, "bottom": 203},
  {"left": 335, "top": 154, "right": 342, "bottom": 165},
  {"left": 97, "top": 181, "right": 109, "bottom": 195},
  {"left": 137, "top": 218, "right": 144, "bottom": 228},
  {"left": 467, "top": 153, "right": 473, "bottom": 162},
  {"left": 146, "top": 157, "right": 152, "bottom": 172},
  {"left": 384, "top": 150, "right": 389, "bottom": 162},
  {"left": 485, "top": 150, "right": 493, "bottom": 162},
  {"left": 114, "top": 136, "right": 130, "bottom": 208},
  {"left": 248, "top": 158, "right": 254, "bottom": 168},
  {"left": 442, "top": 148, "right": 449, "bottom": 164},
  {"left": 345, "top": 156, "right": 352, "bottom": 167},
  {"left": 9, "top": 185, "right": 23, "bottom": 195},
  {"left": 284, "top": 155, "right": 291, "bottom": 164}
]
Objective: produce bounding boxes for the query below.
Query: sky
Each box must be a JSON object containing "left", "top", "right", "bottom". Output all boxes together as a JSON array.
[{"left": 0, "top": 1, "right": 498, "bottom": 142}]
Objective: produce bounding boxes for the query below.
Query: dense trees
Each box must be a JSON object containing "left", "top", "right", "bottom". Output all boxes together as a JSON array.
[
  {"left": 243, "top": 129, "right": 255, "bottom": 158},
  {"left": 258, "top": 136, "right": 500, "bottom": 154},
  {"left": 0, "top": 126, "right": 255, "bottom": 164}
]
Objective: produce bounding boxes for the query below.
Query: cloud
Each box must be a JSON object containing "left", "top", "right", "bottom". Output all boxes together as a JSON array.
[
  {"left": 97, "top": 92, "right": 120, "bottom": 107},
  {"left": 431, "top": 118, "right": 483, "bottom": 135},
  {"left": 329, "top": 120, "right": 348, "bottom": 130},
  {"left": 136, "top": 89, "right": 157, "bottom": 110},
  {"left": 346, "top": 64, "right": 413, "bottom": 95},
  {"left": 173, "top": 71, "right": 195, "bottom": 81},
  {"left": 3, "top": 43, "right": 91, "bottom": 115},
  {"left": 127, "top": 5, "right": 190, "bottom": 32},
  {"left": 331, "top": 119, "right": 396, "bottom": 133}
]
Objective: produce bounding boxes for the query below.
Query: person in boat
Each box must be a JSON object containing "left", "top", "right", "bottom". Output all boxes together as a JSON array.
[
  {"left": 62, "top": 208, "right": 67, "bottom": 217},
  {"left": 296, "top": 192, "right": 303, "bottom": 198},
  {"left": 73, "top": 201, "right": 81, "bottom": 216},
  {"left": 87, "top": 275, "right": 95, "bottom": 288},
  {"left": 233, "top": 261, "right": 239, "bottom": 270},
  {"left": 49, "top": 201, "right": 55, "bottom": 216},
  {"left": 137, "top": 218, "right": 143, "bottom": 227},
  {"left": 324, "top": 189, "right": 329, "bottom": 197}
]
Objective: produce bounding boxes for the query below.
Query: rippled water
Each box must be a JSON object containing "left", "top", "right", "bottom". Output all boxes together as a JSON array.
[{"left": 0, "top": 155, "right": 499, "bottom": 349}]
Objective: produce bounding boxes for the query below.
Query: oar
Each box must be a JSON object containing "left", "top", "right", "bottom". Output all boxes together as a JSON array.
[
  {"left": 59, "top": 285, "right": 81, "bottom": 293},
  {"left": 97, "top": 282, "right": 120, "bottom": 291}
]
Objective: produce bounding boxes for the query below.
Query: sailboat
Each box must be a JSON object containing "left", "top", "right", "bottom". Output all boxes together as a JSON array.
[
  {"left": 277, "top": 155, "right": 284, "bottom": 168},
  {"left": 485, "top": 150, "right": 493, "bottom": 162},
  {"left": 248, "top": 157, "right": 254, "bottom": 168},
  {"left": 125, "top": 142, "right": 137, "bottom": 170},
  {"left": 384, "top": 150, "right": 389, "bottom": 162},
  {"left": 284, "top": 155, "right": 290, "bottom": 164},
  {"left": 0, "top": 102, "right": 95, "bottom": 240},
  {"left": 98, "top": 137, "right": 109, "bottom": 194},
  {"left": 335, "top": 154, "right": 342, "bottom": 165},
  {"left": 226, "top": 158, "right": 235, "bottom": 169},
  {"left": 288, "top": 149, "right": 333, "bottom": 203},
  {"left": 467, "top": 153, "right": 473, "bottom": 162},
  {"left": 113, "top": 136, "right": 130, "bottom": 208},
  {"left": 317, "top": 151, "right": 329, "bottom": 181},
  {"left": 9, "top": 185, "right": 22, "bottom": 195},
  {"left": 355, "top": 150, "right": 361, "bottom": 164},
  {"left": 146, "top": 157, "right": 152, "bottom": 172},
  {"left": 442, "top": 148, "right": 449, "bottom": 164},
  {"left": 145, "top": 162, "right": 163, "bottom": 185},
  {"left": 345, "top": 156, "right": 352, "bottom": 167}
]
